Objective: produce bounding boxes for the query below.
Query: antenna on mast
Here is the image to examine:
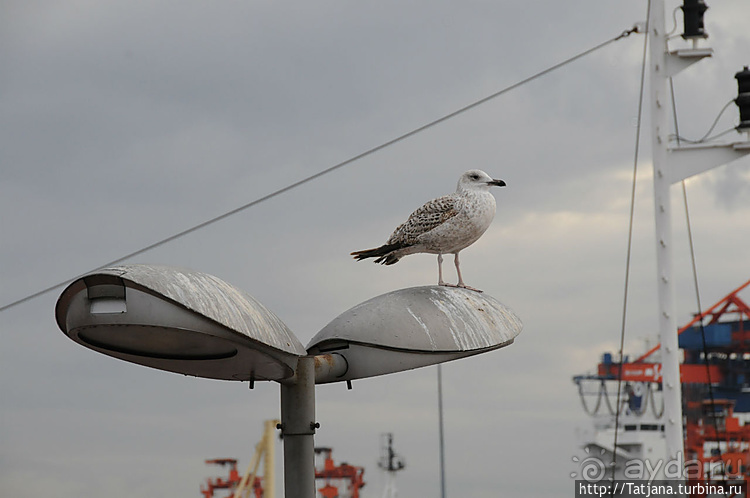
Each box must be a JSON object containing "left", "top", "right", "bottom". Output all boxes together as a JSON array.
[{"left": 378, "top": 433, "right": 405, "bottom": 498}]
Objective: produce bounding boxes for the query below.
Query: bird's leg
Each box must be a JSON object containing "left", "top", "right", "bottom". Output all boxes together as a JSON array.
[
  {"left": 453, "top": 252, "right": 482, "bottom": 292},
  {"left": 437, "top": 254, "right": 447, "bottom": 286}
]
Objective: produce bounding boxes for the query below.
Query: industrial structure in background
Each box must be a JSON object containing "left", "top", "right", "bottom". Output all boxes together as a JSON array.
[
  {"left": 378, "top": 433, "right": 406, "bottom": 498},
  {"left": 201, "top": 419, "right": 277, "bottom": 498},
  {"left": 575, "top": 280, "right": 750, "bottom": 485},
  {"left": 313, "top": 447, "right": 365, "bottom": 498},
  {"left": 573, "top": 0, "right": 750, "bottom": 494},
  {"left": 199, "top": 419, "right": 366, "bottom": 498},
  {"left": 201, "top": 459, "right": 263, "bottom": 498}
]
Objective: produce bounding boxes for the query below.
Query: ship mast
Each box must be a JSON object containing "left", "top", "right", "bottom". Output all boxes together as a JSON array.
[
  {"left": 647, "top": 0, "right": 750, "bottom": 466},
  {"left": 648, "top": 0, "right": 684, "bottom": 464}
]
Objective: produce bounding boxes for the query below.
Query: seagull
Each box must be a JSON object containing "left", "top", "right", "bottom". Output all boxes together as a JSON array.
[{"left": 351, "top": 169, "right": 505, "bottom": 292}]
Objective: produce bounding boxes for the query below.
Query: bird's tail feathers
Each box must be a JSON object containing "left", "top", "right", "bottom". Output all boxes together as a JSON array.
[{"left": 350, "top": 243, "right": 405, "bottom": 265}]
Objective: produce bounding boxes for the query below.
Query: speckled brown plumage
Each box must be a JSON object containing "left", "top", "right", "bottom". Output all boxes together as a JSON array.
[{"left": 386, "top": 195, "right": 459, "bottom": 246}]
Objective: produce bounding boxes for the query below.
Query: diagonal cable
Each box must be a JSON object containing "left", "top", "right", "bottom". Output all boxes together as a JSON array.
[
  {"left": 0, "top": 26, "right": 640, "bottom": 313},
  {"left": 670, "top": 76, "right": 723, "bottom": 480},
  {"left": 611, "top": 3, "right": 650, "bottom": 486}
]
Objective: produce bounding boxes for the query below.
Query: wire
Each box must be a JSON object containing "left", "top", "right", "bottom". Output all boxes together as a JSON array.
[
  {"left": 666, "top": 6, "right": 682, "bottom": 37},
  {"left": 682, "top": 181, "right": 725, "bottom": 479},
  {"left": 669, "top": 100, "right": 736, "bottom": 144},
  {"left": 700, "top": 100, "right": 735, "bottom": 142},
  {"left": 577, "top": 379, "right": 606, "bottom": 416},
  {"left": 0, "top": 25, "right": 641, "bottom": 314},
  {"left": 611, "top": 1, "right": 650, "bottom": 484},
  {"left": 670, "top": 76, "right": 724, "bottom": 480},
  {"left": 669, "top": 74, "right": 733, "bottom": 480},
  {"left": 672, "top": 127, "right": 737, "bottom": 144}
]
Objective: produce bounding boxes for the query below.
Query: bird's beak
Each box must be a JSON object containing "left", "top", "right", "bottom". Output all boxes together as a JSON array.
[{"left": 487, "top": 179, "right": 506, "bottom": 187}]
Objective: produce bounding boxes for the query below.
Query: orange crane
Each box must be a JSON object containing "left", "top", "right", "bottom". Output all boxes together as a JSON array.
[
  {"left": 199, "top": 420, "right": 367, "bottom": 498},
  {"left": 576, "top": 278, "right": 750, "bottom": 491},
  {"left": 200, "top": 459, "right": 262, "bottom": 498},
  {"left": 200, "top": 419, "right": 278, "bottom": 498},
  {"left": 314, "top": 447, "right": 365, "bottom": 498}
]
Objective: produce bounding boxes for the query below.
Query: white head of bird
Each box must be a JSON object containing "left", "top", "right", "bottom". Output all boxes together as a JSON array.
[{"left": 456, "top": 169, "right": 506, "bottom": 193}]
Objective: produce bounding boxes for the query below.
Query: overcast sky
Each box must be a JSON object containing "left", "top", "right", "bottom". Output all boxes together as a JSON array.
[{"left": 2, "top": 1, "right": 750, "bottom": 497}]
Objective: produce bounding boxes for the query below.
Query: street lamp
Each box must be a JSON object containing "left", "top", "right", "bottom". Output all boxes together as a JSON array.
[
  {"left": 55, "top": 265, "right": 306, "bottom": 382},
  {"left": 55, "top": 264, "right": 522, "bottom": 497}
]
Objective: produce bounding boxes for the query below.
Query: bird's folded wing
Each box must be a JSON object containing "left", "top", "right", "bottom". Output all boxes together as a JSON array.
[{"left": 387, "top": 195, "right": 458, "bottom": 245}]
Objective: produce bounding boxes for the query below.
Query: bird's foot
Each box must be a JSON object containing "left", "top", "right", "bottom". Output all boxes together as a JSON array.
[{"left": 440, "top": 282, "right": 483, "bottom": 293}]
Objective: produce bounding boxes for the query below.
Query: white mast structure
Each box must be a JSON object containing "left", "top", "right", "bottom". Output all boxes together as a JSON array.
[
  {"left": 379, "top": 433, "right": 405, "bottom": 498},
  {"left": 647, "top": 0, "right": 750, "bottom": 465}
]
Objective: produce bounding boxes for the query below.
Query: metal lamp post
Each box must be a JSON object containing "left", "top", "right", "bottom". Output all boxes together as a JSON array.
[{"left": 55, "top": 264, "right": 522, "bottom": 497}]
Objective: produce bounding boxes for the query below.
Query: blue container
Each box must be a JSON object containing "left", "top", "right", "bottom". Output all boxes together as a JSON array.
[{"left": 678, "top": 323, "right": 732, "bottom": 350}]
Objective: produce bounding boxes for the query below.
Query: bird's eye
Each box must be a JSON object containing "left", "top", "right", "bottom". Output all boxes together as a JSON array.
[{"left": 470, "top": 174, "right": 480, "bottom": 180}]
